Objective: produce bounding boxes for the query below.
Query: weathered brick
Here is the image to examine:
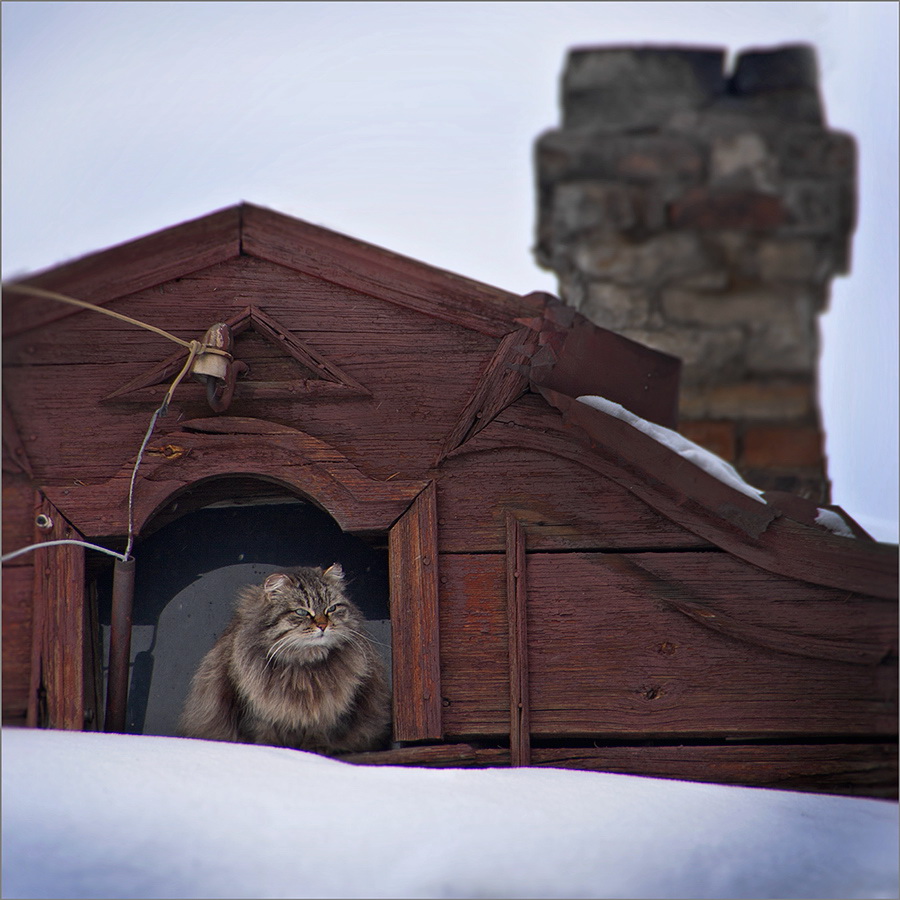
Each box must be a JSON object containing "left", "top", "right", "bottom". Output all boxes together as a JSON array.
[
  {"left": 581, "top": 282, "right": 654, "bottom": 330},
  {"left": 780, "top": 180, "right": 854, "bottom": 237},
  {"left": 572, "top": 232, "right": 710, "bottom": 286},
  {"left": 679, "top": 420, "right": 737, "bottom": 462},
  {"left": 710, "top": 132, "right": 778, "bottom": 192},
  {"left": 756, "top": 239, "right": 829, "bottom": 283},
  {"left": 536, "top": 129, "right": 704, "bottom": 185},
  {"left": 775, "top": 128, "right": 856, "bottom": 178},
  {"left": 551, "top": 181, "right": 650, "bottom": 236},
  {"left": 668, "top": 188, "right": 785, "bottom": 230},
  {"left": 679, "top": 380, "right": 817, "bottom": 421},
  {"left": 562, "top": 46, "right": 725, "bottom": 130},
  {"left": 741, "top": 424, "right": 824, "bottom": 468}
]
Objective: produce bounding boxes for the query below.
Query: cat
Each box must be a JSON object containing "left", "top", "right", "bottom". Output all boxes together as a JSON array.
[{"left": 178, "top": 563, "right": 391, "bottom": 755}]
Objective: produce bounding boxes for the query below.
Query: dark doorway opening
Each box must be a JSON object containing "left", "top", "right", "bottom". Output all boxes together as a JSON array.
[{"left": 96, "top": 484, "right": 390, "bottom": 736}]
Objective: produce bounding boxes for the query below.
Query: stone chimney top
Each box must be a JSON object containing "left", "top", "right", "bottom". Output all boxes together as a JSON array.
[{"left": 535, "top": 43, "right": 856, "bottom": 503}]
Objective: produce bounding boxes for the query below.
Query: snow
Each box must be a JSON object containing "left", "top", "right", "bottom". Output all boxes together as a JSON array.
[
  {"left": 576, "top": 396, "right": 767, "bottom": 504},
  {"left": 3, "top": 728, "right": 897, "bottom": 900},
  {"left": 815, "top": 507, "right": 858, "bottom": 539}
]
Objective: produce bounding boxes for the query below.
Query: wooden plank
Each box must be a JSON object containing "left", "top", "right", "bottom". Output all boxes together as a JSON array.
[
  {"left": 30, "top": 495, "right": 86, "bottom": 730},
  {"left": 529, "top": 744, "right": 898, "bottom": 799},
  {"left": 437, "top": 551, "right": 896, "bottom": 739},
  {"left": 2, "top": 393, "right": 33, "bottom": 477},
  {"left": 1, "top": 564, "right": 34, "bottom": 724},
  {"left": 526, "top": 552, "right": 897, "bottom": 738},
  {"left": 437, "top": 447, "right": 713, "bottom": 553},
  {"left": 506, "top": 513, "right": 531, "bottom": 766},
  {"left": 389, "top": 482, "right": 442, "bottom": 741},
  {"left": 3, "top": 206, "right": 241, "bottom": 339},
  {"left": 438, "top": 553, "right": 508, "bottom": 736},
  {"left": 241, "top": 203, "right": 542, "bottom": 338},
  {"left": 3, "top": 472, "right": 35, "bottom": 561}
]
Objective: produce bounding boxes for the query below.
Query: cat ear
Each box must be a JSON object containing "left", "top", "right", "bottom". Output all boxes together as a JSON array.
[
  {"left": 323, "top": 563, "right": 344, "bottom": 582},
  {"left": 263, "top": 573, "right": 293, "bottom": 595}
]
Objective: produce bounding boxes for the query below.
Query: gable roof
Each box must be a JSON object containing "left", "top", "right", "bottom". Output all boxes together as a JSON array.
[{"left": 3, "top": 203, "right": 895, "bottom": 601}]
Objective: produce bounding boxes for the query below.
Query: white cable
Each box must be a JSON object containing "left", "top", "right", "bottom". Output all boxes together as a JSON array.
[{"left": 1, "top": 539, "right": 128, "bottom": 564}]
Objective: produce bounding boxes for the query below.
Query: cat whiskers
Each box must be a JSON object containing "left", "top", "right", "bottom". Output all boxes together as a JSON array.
[{"left": 265, "top": 631, "right": 300, "bottom": 669}]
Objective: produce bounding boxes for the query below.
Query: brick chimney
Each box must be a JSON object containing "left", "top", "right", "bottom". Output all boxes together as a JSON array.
[{"left": 535, "top": 44, "right": 856, "bottom": 503}]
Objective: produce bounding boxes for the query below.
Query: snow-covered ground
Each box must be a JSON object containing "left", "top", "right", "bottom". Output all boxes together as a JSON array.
[{"left": 3, "top": 728, "right": 897, "bottom": 899}]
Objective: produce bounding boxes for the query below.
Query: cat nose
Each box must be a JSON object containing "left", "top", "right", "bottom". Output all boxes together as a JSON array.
[{"left": 313, "top": 616, "right": 329, "bottom": 631}]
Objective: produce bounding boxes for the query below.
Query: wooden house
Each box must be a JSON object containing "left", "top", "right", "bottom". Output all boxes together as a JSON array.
[{"left": 3, "top": 204, "right": 896, "bottom": 797}]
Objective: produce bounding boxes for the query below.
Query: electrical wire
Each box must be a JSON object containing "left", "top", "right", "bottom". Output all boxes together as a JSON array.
[
  {"left": 1, "top": 540, "right": 128, "bottom": 564},
  {"left": 2, "top": 287, "right": 208, "bottom": 565},
  {"left": 3, "top": 283, "right": 193, "bottom": 348}
]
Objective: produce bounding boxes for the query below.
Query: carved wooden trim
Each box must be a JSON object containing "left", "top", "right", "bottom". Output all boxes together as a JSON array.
[
  {"left": 506, "top": 512, "right": 531, "bottom": 766},
  {"left": 437, "top": 326, "right": 539, "bottom": 463},
  {"left": 389, "top": 482, "right": 442, "bottom": 742},
  {"left": 102, "top": 304, "right": 370, "bottom": 403},
  {"left": 449, "top": 392, "right": 898, "bottom": 600},
  {"left": 29, "top": 494, "right": 86, "bottom": 730},
  {"left": 42, "top": 420, "right": 427, "bottom": 538}
]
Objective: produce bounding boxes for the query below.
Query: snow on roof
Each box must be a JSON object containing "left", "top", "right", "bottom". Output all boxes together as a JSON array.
[
  {"left": 3, "top": 728, "right": 897, "bottom": 900},
  {"left": 815, "top": 507, "right": 858, "bottom": 539},
  {"left": 577, "top": 395, "right": 767, "bottom": 504}
]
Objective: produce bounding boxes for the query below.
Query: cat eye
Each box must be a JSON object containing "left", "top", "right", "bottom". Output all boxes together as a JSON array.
[
  {"left": 295, "top": 609, "right": 313, "bottom": 619},
  {"left": 325, "top": 603, "right": 343, "bottom": 615}
]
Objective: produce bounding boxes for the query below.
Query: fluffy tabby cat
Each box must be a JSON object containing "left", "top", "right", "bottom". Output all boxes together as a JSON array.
[{"left": 179, "top": 564, "right": 391, "bottom": 755}]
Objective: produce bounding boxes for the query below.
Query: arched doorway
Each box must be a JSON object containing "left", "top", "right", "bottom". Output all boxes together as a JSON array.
[{"left": 95, "top": 477, "right": 390, "bottom": 737}]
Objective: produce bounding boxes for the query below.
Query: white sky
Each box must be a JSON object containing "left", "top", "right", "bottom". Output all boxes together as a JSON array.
[{"left": 2, "top": 1, "right": 897, "bottom": 541}]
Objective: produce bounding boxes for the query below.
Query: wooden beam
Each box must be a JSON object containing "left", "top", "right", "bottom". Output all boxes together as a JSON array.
[
  {"left": 389, "top": 482, "right": 442, "bottom": 741},
  {"left": 29, "top": 495, "right": 86, "bottom": 730},
  {"left": 506, "top": 512, "right": 531, "bottom": 766}
]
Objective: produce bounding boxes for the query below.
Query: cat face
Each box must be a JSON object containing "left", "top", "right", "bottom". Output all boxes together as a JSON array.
[{"left": 257, "top": 564, "right": 363, "bottom": 664}]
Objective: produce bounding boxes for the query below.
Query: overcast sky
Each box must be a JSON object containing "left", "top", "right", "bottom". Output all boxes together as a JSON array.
[{"left": 2, "top": 1, "right": 897, "bottom": 541}]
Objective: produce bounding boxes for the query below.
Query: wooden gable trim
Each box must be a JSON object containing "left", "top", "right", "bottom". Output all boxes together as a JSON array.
[
  {"left": 41, "top": 417, "right": 427, "bottom": 539},
  {"left": 437, "top": 326, "right": 539, "bottom": 463},
  {"left": 239, "top": 203, "right": 542, "bottom": 338},
  {"left": 389, "top": 481, "right": 442, "bottom": 742},
  {"left": 102, "top": 304, "right": 371, "bottom": 403},
  {"left": 3, "top": 206, "right": 242, "bottom": 340},
  {"left": 449, "top": 390, "right": 898, "bottom": 600}
]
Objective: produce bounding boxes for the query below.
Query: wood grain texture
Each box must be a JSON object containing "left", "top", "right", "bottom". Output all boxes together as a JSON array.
[
  {"left": 390, "top": 482, "right": 442, "bottom": 741},
  {"left": 526, "top": 552, "right": 897, "bottom": 738},
  {"left": 437, "top": 446, "right": 713, "bottom": 553},
  {"left": 506, "top": 513, "right": 531, "bottom": 766},
  {"left": 334, "top": 741, "right": 897, "bottom": 799},
  {"left": 40, "top": 422, "right": 427, "bottom": 538},
  {"left": 241, "top": 203, "right": 540, "bottom": 338},
  {"left": 2, "top": 564, "right": 33, "bottom": 724},
  {"left": 530, "top": 744, "right": 898, "bottom": 799},
  {"left": 3, "top": 256, "right": 499, "bottom": 493},
  {"left": 3, "top": 206, "right": 241, "bottom": 339},
  {"left": 30, "top": 495, "right": 86, "bottom": 730},
  {"left": 438, "top": 551, "right": 896, "bottom": 739}
]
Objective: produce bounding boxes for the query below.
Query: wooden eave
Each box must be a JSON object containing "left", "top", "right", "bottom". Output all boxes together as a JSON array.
[
  {"left": 514, "top": 387, "right": 898, "bottom": 600},
  {"left": 2, "top": 203, "right": 543, "bottom": 341}
]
